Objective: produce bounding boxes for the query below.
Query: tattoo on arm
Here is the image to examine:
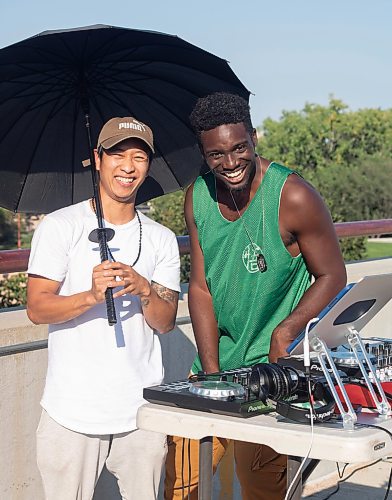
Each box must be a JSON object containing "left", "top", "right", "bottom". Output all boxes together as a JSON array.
[
  {"left": 151, "top": 282, "right": 178, "bottom": 304},
  {"left": 141, "top": 297, "right": 150, "bottom": 307}
]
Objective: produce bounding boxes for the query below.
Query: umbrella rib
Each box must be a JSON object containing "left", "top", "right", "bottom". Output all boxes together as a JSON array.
[
  {"left": 13, "top": 91, "right": 91, "bottom": 210},
  {"left": 15, "top": 106, "right": 60, "bottom": 211},
  {"left": 84, "top": 30, "right": 231, "bottom": 76},
  {"left": 90, "top": 59, "right": 247, "bottom": 114},
  {"left": 69, "top": 28, "right": 134, "bottom": 66},
  {"left": 0, "top": 68, "right": 80, "bottom": 131},
  {"left": 0, "top": 70, "right": 70, "bottom": 106},
  {"left": 92, "top": 60, "right": 230, "bottom": 94},
  {"left": 1, "top": 61, "right": 71, "bottom": 86},
  {"left": 14, "top": 97, "right": 65, "bottom": 211},
  {"left": 89, "top": 63, "right": 196, "bottom": 129},
  {"left": 0, "top": 86, "right": 77, "bottom": 147},
  {"left": 93, "top": 82, "right": 191, "bottom": 143},
  {"left": 3, "top": 58, "right": 247, "bottom": 107},
  {"left": 8, "top": 41, "right": 80, "bottom": 67},
  {"left": 4, "top": 28, "right": 139, "bottom": 69},
  {"left": 38, "top": 89, "right": 78, "bottom": 118},
  {"left": 84, "top": 34, "right": 242, "bottom": 86},
  {"left": 100, "top": 78, "right": 193, "bottom": 134},
  {"left": 70, "top": 97, "right": 79, "bottom": 205},
  {"left": 2, "top": 46, "right": 248, "bottom": 112},
  {"left": 88, "top": 91, "right": 106, "bottom": 127}
]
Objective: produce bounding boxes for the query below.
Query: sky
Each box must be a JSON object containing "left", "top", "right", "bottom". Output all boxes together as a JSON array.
[{"left": 1, "top": 0, "right": 391, "bottom": 126}]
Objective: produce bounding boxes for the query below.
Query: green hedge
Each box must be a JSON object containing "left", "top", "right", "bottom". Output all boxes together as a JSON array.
[{"left": 0, "top": 273, "right": 27, "bottom": 308}]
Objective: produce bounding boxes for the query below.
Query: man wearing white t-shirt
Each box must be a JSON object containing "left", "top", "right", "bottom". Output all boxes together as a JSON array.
[{"left": 27, "top": 117, "right": 180, "bottom": 500}]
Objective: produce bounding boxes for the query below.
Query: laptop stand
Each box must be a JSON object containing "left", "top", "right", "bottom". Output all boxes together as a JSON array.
[{"left": 309, "top": 328, "right": 391, "bottom": 430}]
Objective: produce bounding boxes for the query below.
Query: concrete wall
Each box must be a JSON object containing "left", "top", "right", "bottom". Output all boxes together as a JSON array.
[
  {"left": 0, "top": 302, "right": 196, "bottom": 500},
  {"left": 1, "top": 258, "right": 391, "bottom": 499},
  {"left": 0, "top": 310, "right": 47, "bottom": 500}
]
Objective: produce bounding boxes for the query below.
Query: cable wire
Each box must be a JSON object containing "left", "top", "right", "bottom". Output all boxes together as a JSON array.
[
  {"left": 319, "top": 459, "right": 386, "bottom": 500},
  {"left": 318, "top": 423, "right": 392, "bottom": 499},
  {"left": 284, "top": 376, "right": 315, "bottom": 500},
  {"left": 181, "top": 437, "right": 186, "bottom": 500},
  {"left": 285, "top": 317, "right": 321, "bottom": 500},
  {"left": 187, "top": 438, "right": 191, "bottom": 499}
]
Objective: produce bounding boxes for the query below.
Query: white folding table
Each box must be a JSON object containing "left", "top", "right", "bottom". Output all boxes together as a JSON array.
[{"left": 137, "top": 403, "right": 392, "bottom": 500}]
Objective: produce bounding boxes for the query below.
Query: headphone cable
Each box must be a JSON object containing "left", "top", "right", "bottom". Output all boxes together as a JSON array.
[{"left": 284, "top": 317, "right": 319, "bottom": 500}]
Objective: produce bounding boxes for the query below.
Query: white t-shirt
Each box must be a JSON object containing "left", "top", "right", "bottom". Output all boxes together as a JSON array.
[{"left": 28, "top": 200, "right": 180, "bottom": 434}]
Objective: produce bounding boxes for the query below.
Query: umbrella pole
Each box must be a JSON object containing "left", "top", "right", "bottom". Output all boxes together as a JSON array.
[{"left": 84, "top": 111, "right": 117, "bottom": 326}]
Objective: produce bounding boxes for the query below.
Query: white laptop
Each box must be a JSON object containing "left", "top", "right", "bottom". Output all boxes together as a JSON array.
[{"left": 287, "top": 273, "right": 392, "bottom": 355}]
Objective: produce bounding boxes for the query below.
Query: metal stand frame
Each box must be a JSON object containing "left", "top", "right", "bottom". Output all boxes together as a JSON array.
[
  {"left": 310, "top": 328, "right": 391, "bottom": 429},
  {"left": 346, "top": 328, "right": 391, "bottom": 415},
  {"left": 199, "top": 437, "right": 213, "bottom": 500},
  {"left": 287, "top": 456, "right": 302, "bottom": 500},
  {"left": 197, "top": 439, "right": 306, "bottom": 500}
]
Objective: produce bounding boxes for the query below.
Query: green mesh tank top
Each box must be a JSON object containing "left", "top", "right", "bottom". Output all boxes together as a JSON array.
[{"left": 191, "top": 162, "right": 311, "bottom": 372}]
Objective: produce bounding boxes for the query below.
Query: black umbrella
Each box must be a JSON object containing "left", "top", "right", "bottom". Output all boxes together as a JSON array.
[
  {"left": 0, "top": 24, "right": 249, "bottom": 323},
  {"left": 0, "top": 24, "right": 249, "bottom": 213}
]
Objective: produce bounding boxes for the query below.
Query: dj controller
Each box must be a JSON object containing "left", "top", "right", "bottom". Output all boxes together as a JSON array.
[
  {"left": 143, "top": 338, "right": 392, "bottom": 420},
  {"left": 143, "top": 367, "right": 273, "bottom": 418}
]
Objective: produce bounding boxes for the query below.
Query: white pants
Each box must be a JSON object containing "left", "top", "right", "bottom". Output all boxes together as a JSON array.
[{"left": 36, "top": 410, "right": 167, "bottom": 500}]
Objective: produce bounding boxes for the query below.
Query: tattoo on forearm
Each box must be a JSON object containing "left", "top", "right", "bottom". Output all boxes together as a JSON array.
[{"left": 151, "top": 282, "right": 178, "bottom": 304}]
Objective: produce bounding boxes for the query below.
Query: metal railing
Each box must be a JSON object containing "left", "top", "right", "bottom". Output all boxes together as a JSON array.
[
  {"left": 0, "top": 314, "right": 193, "bottom": 357},
  {"left": 1, "top": 219, "right": 392, "bottom": 274}
]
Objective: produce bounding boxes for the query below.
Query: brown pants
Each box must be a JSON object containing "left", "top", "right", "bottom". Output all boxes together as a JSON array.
[{"left": 165, "top": 435, "right": 287, "bottom": 500}]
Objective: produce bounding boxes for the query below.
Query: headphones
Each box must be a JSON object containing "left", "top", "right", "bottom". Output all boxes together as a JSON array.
[
  {"left": 249, "top": 363, "right": 336, "bottom": 424},
  {"left": 275, "top": 382, "right": 336, "bottom": 424}
]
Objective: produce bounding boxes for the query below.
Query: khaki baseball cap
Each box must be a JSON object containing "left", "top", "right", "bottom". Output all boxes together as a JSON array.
[{"left": 82, "top": 116, "right": 154, "bottom": 167}]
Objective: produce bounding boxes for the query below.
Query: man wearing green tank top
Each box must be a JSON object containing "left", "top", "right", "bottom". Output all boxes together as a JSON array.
[{"left": 165, "top": 93, "right": 347, "bottom": 499}]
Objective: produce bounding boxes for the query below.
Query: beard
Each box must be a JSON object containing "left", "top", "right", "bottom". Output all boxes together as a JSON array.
[
  {"left": 230, "top": 182, "right": 249, "bottom": 193},
  {"left": 216, "top": 159, "right": 257, "bottom": 193}
]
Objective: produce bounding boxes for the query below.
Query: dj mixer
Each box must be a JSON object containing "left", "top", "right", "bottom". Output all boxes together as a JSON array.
[
  {"left": 143, "top": 338, "right": 392, "bottom": 419},
  {"left": 143, "top": 367, "right": 273, "bottom": 418}
]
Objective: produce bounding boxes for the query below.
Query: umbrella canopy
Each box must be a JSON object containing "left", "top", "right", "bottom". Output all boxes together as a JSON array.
[{"left": 0, "top": 24, "right": 249, "bottom": 214}]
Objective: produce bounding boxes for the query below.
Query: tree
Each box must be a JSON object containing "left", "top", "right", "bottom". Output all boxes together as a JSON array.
[
  {"left": 310, "top": 157, "right": 392, "bottom": 222},
  {"left": 0, "top": 208, "right": 17, "bottom": 249},
  {"left": 0, "top": 273, "right": 27, "bottom": 308},
  {"left": 257, "top": 98, "right": 392, "bottom": 260},
  {"left": 147, "top": 190, "right": 190, "bottom": 282},
  {"left": 147, "top": 191, "right": 187, "bottom": 236},
  {"left": 258, "top": 97, "right": 392, "bottom": 172}
]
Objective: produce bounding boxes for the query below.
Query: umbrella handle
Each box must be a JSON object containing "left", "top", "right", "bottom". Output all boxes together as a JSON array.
[
  {"left": 104, "top": 291, "right": 117, "bottom": 326},
  {"left": 97, "top": 229, "right": 117, "bottom": 325},
  {"left": 83, "top": 111, "right": 116, "bottom": 325}
]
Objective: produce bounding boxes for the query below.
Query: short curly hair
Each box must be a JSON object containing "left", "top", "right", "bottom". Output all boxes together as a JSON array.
[{"left": 189, "top": 92, "right": 253, "bottom": 139}]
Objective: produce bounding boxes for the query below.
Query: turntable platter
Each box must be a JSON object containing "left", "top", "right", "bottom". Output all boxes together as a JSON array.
[
  {"left": 189, "top": 381, "right": 245, "bottom": 399},
  {"left": 331, "top": 349, "right": 376, "bottom": 366}
]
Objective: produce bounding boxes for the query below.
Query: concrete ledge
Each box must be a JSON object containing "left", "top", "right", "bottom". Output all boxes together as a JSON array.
[
  {"left": 303, "top": 458, "right": 392, "bottom": 499},
  {"left": 1, "top": 259, "right": 392, "bottom": 499},
  {"left": 0, "top": 307, "right": 47, "bottom": 347}
]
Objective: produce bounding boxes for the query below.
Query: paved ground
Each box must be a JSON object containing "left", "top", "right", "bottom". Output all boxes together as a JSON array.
[{"left": 303, "top": 457, "right": 392, "bottom": 499}]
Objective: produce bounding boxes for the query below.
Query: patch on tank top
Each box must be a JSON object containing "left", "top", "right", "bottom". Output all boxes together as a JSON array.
[{"left": 242, "top": 243, "right": 263, "bottom": 273}]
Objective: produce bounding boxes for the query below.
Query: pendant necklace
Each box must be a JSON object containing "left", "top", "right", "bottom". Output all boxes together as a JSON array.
[
  {"left": 229, "top": 189, "right": 267, "bottom": 273},
  {"left": 90, "top": 198, "right": 142, "bottom": 267}
]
